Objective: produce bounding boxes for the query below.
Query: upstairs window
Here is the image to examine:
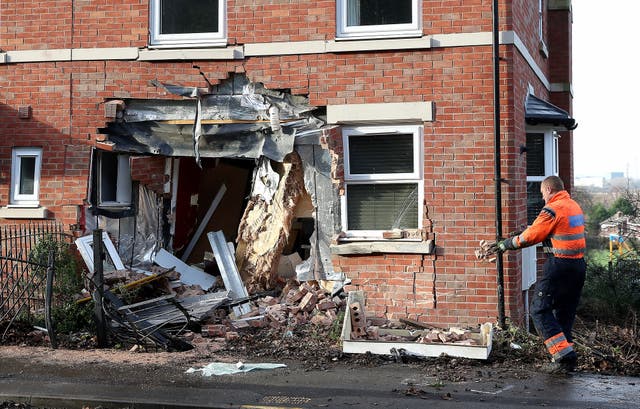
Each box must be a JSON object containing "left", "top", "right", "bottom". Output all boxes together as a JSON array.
[
  {"left": 341, "top": 125, "right": 423, "bottom": 239},
  {"left": 526, "top": 131, "right": 558, "bottom": 224},
  {"left": 149, "top": 0, "right": 226, "bottom": 47},
  {"left": 337, "top": 0, "right": 422, "bottom": 40},
  {"left": 10, "top": 147, "right": 42, "bottom": 207}
]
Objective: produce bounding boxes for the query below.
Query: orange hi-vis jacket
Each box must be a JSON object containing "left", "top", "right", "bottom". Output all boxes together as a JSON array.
[{"left": 510, "top": 190, "right": 586, "bottom": 259}]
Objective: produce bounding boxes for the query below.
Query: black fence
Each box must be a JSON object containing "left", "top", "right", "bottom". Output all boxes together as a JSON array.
[{"left": 0, "top": 222, "right": 72, "bottom": 342}]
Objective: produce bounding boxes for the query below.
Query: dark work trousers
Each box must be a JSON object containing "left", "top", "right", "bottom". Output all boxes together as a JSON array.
[{"left": 530, "top": 255, "right": 586, "bottom": 343}]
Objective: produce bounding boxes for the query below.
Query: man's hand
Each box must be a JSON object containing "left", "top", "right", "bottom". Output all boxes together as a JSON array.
[{"left": 497, "top": 238, "right": 517, "bottom": 252}]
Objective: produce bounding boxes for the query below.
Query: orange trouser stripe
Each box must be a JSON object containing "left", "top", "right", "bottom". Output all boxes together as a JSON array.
[{"left": 544, "top": 332, "right": 573, "bottom": 359}]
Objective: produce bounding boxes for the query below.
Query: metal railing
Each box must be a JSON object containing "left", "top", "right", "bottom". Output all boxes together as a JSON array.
[{"left": 0, "top": 222, "right": 71, "bottom": 343}]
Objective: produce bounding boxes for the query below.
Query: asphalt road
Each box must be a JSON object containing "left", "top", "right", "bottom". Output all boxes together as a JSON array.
[{"left": 1, "top": 356, "right": 638, "bottom": 409}]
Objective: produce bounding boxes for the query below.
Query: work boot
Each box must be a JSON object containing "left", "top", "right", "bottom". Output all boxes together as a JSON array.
[{"left": 540, "top": 353, "right": 577, "bottom": 376}]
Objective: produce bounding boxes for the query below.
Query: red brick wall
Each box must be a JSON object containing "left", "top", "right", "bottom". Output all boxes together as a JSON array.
[
  {"left": 130, "top": 156, "right": 167, "bottom": 195},
  {"left": 1, "top": 0, "right": 502, "bottom": 52},
  {"left": 0, "top": 0, "right": 567, "bottom": 327}
]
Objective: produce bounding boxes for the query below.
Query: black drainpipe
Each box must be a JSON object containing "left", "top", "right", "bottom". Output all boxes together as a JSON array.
[{"left": 492, "top": 0, "right": 506, "bottom": 328}]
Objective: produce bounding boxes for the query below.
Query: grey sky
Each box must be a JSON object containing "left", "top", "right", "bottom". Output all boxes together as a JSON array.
[{"left": 572, "top": 2, "right": 640, "bottom": 179}]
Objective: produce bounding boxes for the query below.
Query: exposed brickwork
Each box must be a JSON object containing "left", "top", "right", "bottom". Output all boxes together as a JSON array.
[
  {"left": 0, "top": 1, "right": 573, "bottom": 328},
  {"left": 130, "top": 156, "right": 167, "bottom": 195}
]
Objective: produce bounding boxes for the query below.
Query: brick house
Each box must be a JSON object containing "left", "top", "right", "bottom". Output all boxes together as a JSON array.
[{"left": 0, "top": 0, "right": 576, "bottom": 328}]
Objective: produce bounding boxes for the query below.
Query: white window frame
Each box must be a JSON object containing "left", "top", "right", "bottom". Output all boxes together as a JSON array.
[
  {"left": 10, "top": 147, "right": 43, "bottom": 207},
  {"left": 75, "top": 232, "right": 125, "bottom": 275},
  {"left": 526, "top": 129, "right": 558, "bottom": 185},
  {"left": 336, "top": 0, "right": 422, "bottom": 40},
  {"left": 149, "top": 0, "right": 227, "bottom": 47},
  {"left": 98, "top": 153, "right": 132, "bottom": 208},
  {"left": 523, "top": 128, "right": 558, "bottom": 287},
  {"left": 340, "top": 124, "right": 424, "bottom": 240}
]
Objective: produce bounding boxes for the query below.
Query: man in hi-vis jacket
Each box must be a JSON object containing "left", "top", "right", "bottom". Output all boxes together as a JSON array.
[{"left": 498, "top": 175, "right": 586, "bottom": 374}]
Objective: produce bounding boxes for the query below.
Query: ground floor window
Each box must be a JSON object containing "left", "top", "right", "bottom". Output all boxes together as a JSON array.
[
  {"left": 341, "top": 124, "right": 423, "bottom": 239},
  {"left": 10, "top": 147, "right": 42, "bottom": 206}
]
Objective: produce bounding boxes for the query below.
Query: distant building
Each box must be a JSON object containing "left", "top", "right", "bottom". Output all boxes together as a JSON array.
[{"left": 575, "top": 176, "right": 605, "bottom": 188}]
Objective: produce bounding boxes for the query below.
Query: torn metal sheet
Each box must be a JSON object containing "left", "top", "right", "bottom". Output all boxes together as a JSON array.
[
  {"left": 132, "top": 291, "right": 231, "bottom": 326},
  {"left": 295, "top": 140, "right": 343, "bottom": 282},
  {"left": 101, "top": 121, "right": 295, "bottom": 162},
  {"left": 86, "top": 185, "right": 164, "bottom": 269},
  {"left": 250, "top": 157, "right": 280, "bottom": 203},
  {"left": 104, "top": 290, "right": 193, "bottom": 352},
  {"left": 100, "top": 74, "right": 325, "bottom": 162}
]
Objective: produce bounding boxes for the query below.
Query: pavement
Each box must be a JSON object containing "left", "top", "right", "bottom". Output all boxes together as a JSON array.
[{"left": 1, "top": 355, "right": 639, "bottom": 409}]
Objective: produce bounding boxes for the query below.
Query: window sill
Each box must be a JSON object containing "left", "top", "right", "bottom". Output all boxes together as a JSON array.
[
  {"left": 138, "top": 45, "right": 243, "bottom": 61},
  {"left": 330, "top": 239, "right": 434, "bottom": 255},
  {"left": 335, "top": 31, "right": 423, "bottom": 42},
  {"left": 0, "top": 206, "right": 49, "bottom": 219}
]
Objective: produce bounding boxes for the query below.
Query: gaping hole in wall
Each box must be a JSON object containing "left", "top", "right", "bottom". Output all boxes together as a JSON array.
[{"left": 86, "top": 73, "right": 340, "bottom": 303}]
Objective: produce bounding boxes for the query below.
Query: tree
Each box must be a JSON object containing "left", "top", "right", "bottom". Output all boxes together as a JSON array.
[
  {"left": 611, "top": 196, "right": 636, "bottom": 216},
  {"left": 586, "top": 203, "right": 612, "bottom": 235}
]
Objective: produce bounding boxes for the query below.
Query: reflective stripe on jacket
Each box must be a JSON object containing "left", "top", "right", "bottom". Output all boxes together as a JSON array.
[{"left": 512, "top": 190, "right": 586, "bottom": 259}]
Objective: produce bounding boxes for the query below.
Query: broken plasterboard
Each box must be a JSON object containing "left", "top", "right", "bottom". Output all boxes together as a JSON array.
[
  {"left": 153, "top": 248, "right": 216, "bottom": 290},
  {"left": 341, "top": 291, "right": 493, "bottom": 360}
]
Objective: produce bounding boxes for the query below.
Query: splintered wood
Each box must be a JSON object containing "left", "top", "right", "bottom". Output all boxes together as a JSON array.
[
  {"left": 235, "top": 152, "right": 307, "bottom": 292},
  {"left": 475, "top": 239, "right": 498, "bottom": 263}
]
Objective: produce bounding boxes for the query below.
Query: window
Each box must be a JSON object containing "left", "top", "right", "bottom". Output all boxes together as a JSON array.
[
  {"left": 336, "top": 0, "right": 422, "bottom": 39},
  {"left": 97, "top": 151, "right": 132, "bottom": 208},
  {"left": 149, "top": 0, "right": 226, "bottom": 47},
  {"left": 341, "top": 125, "right": 423, "bottom": 239},
  {"left": 75, "top": 231, "right": 126, "bottom": 275},
  {"left": 10, "top": 147, "right": 42, "bottom": 207},
  {"left": 526, "top": 131, "right": 558, "bottom": 224}
]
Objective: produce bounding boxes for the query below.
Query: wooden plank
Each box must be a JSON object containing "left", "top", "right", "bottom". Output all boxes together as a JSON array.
[{"left": 181, "top": 184, "right": 227, "bottom": 262}]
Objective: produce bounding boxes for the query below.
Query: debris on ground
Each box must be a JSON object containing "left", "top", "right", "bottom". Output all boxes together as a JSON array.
[{"left": 185, "top": 361, "right": 287, "bottom": 376}]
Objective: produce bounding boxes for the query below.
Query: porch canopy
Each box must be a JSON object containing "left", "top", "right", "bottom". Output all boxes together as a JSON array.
[{"left": 525, "top": 94, "right": 577, "bottom": 131}]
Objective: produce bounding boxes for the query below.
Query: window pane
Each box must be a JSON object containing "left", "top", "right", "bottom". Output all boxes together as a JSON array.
[
  {"left": 349, "top": 133, "right": 414, "bottom": 174},
  {"left": 527, "top": 181, "right": 544, "bottom": 224},
  {"left": 347, "top": 183, "right": 419, "bottom": 230},
  {"left": 347, "top": 0, "right": 413, "bottom": 26},
  {"left": 19, "top": 156, "right": 36, "bottom": 195},
  {"left": 99, "top": 153, "right": 118, "bottom": 202},
  {"left": 160, "top": 0, "right": 219, "bottom": 34},
  {"left": 526, "top": 133, "right": 545, "bottom": 176}
]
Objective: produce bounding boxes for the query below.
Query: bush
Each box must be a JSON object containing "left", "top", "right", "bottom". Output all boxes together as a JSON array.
[
  {"left": 579, "top": 258, "right": 640, "bottom": 324},
  {"left": 28, "top": 235, "right": 94, "bottom": 333}
]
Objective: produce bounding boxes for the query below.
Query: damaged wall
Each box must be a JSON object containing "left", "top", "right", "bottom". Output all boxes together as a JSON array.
[
  {"left": 235, "top": 153, "right": 306, "bottom": 292},
  {"left": 0, "top": 0, "right": 575, "bottom": 329}
]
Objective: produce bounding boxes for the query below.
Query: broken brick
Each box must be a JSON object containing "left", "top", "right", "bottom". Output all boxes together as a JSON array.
[
  {"left": 349, "top": 302, "right": 366, "bottom": 329},
  {"left": 202, "top": 324, "right": 227, "bottom": 338},
  {"left": 316, "top": 299, "right": 336, "bottom": 311},
  {"left": 299, "top": 292, "right": 318, "bottom": 312},
  {"left": 265, "top": 304, "right": 288, "bottom": 323}
]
